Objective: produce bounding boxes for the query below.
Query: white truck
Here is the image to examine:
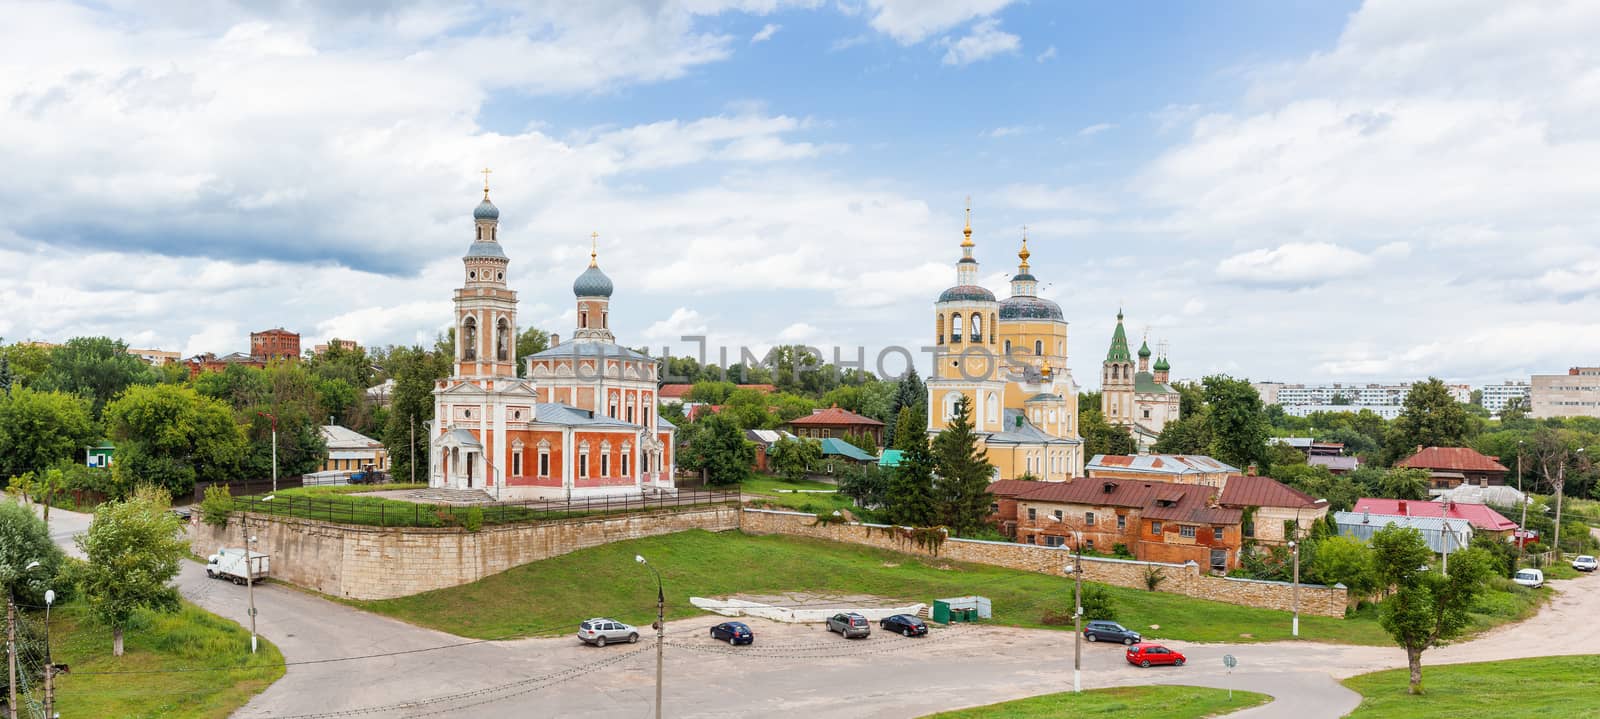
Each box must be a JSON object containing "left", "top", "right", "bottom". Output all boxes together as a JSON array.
[{"left": 206, "top": 548, "right": 270, "bottom": 585}]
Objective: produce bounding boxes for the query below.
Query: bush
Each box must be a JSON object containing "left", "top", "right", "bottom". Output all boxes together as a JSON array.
[
  {"left": 1040, "top": 585, "right": 1117, "bottom": 623},
  {"left": 1111, "top": 543, "right": 1133, "bottom": 559},
  {"left": 461, "top": 507, "right": 484, "bottom": 532},
  {"left": 1143, "top": 565, "right": 1167, "bottom": 592},
  {"left": 200, "top": 484, "right": 233, "bottom": 528}
]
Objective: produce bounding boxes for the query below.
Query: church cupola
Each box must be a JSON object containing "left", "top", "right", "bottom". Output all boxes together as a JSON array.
[
  {"left": 453, "top": 171, "right": 517, "bottom": 379},
  {"left": 1010, "top": 230, "right": 1037, "bottom": 296},
  {"left": 1138, "top": 336, "right": 1152, "bottom": 373},
  {"left": 573, "top": 232, "right": 616, "bottom": 343},
  {"left": 934, "top": 200, "right": 998, "bottom": 349}
]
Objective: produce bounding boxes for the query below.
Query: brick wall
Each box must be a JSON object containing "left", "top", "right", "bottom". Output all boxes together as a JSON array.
[
  {"left": 739, "top": 509, "right": 1347, "bottom": 617},
  {"left": 191, "top": 505, "right": 740, "bottom": 600}
]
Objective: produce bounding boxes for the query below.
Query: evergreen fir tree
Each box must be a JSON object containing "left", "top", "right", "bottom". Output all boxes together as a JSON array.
[
  {"left": 891, "top": 403, "right": 927, "bottom": 452},
  {"left": 885, "top": 412, "right": 937, "bottom": 527},
  {"left": 931, "top": 395, "right": 994, "bottom": 534},
  {"left": 0, "top": 355, "right": 11, "bottom": 396},
  {"left": 885, "top": 367, "right": 926, "bottom": 447}
]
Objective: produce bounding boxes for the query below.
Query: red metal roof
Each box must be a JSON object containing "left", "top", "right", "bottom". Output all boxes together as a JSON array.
[
  {"left": 1351, "top": 498, "right": 1518, "bottom": 532},
  {"left": 658, "top": 383, "right": 775, "bottom": 400},
  {"left": 1396, "top": 447, "right": 1509, "bottom": 474},
  {"left": 787, "top": 407, "right": 885, "bottom": 427},
  {"left": 987, "top": 479, "right": 1051, "bottom": 497},
  {"left": 1219, "top": 475, "right": 1321, "bottom": 509},
  {"left": 1017, "top": 479, "right": 1240, "bottom": 525}
]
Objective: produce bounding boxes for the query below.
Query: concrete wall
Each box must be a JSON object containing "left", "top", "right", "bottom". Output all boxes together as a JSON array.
[
  {"left": 191, "top": 505, "right": 740, "bottom": 600},
  {"left": 740, "top": 509, "right": 1347, "bottom": 618}
]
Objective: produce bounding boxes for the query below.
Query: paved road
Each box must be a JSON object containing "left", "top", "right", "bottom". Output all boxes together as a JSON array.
[{"left": 41, "top": 505, "right": 1600, "bottom": 718}]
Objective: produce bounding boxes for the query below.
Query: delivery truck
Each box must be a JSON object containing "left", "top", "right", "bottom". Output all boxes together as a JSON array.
[{"left": 205, "top": 547, "right": 270, "bottom": 585}]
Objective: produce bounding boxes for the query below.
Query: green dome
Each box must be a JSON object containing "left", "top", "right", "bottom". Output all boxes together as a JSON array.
[
  {"left": 1138, "top": 340, "right": 1152, "bottom": 358},
  {"left": 1154, "top": 356, "right": 1170, "bottom": 371}
]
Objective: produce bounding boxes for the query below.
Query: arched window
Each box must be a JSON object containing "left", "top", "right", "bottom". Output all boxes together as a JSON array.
[
  {"left": 951, "top": 314, "right": 963, "bottom": 343},
  {"left": 496, "top": 318, "right": 510, "bottom": 361},
  {"left": 937, "top": 314, "right": 946, "bottom": 345},
  {"left": 990, "top": 313, "right": 997, "bottom": 344},
  {"left": 943, "top": 392, "right": 960, "bottom": 420},
  {"left": 602, "top": 311, "right": 608, "bottom": 329},
  {"left": 1004, "top": 339, "right": 1011, "bottom": 354},
  {"left": 986, "top": 392, "right": 999, "bottom": 423},
  {"left": 608, "top": 392, "right": 620, "bottom": 418},
  {"left": 970, "top": 313, "right": 982, "bottom": 342},
  {"left": 1035, "top": 340, "right": 1043, "bottom": 356},
  {"left": 461, "top": 317, "right": 477, "bottom": 360},
  {"left": 1111, "top": 365, "right": 1119, "bottom": 379},
  {"left": 579, "top": 304, "right": 588, "bottom": 329}
]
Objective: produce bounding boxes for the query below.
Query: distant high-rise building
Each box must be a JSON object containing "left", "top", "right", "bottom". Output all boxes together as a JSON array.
[
  {"left": 1531, "top": 368, "right": 1600, "bottom": 419},
  {"left": 250, "top": 328, "right": 300, "bottom": 362},
  {"left": 1477, "top": 381, "right": 1531, "bottom": 414},
  {"left": 1251, "top": 381, "right": 1471, "bottom": 408}
]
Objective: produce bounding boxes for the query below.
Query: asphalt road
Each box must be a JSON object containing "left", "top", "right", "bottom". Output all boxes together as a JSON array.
[{"left": 41, "top": 505, "right": 1600, "bottom": 718}]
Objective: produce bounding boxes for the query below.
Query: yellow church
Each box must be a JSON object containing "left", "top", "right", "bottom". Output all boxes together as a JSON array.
[{"left": 925, "top": 210, "right": 1085, "bottom": 480}]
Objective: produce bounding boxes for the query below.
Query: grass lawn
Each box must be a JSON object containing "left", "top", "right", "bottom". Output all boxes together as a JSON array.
[
  {"left": 741, "top": 474, "right": 839, "bottom": 495},
  {"left": 354, "top": 529, "right": 1406, "bottom": 643},
  {"left": 921, "top": 685, "right": 1270, "bottom": 719},
  {"left": 1342, "top": 655, "right": 1600, "bottom": 717},
  {"left": 230, "top": 484, "right": 736, "bottom": 527},
  {"left": 51, "top": 600, "right": 284, "bottom": 719}
]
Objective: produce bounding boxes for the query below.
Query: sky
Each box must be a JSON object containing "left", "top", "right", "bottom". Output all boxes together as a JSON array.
[{"left": 4, "top": 0, "right": 1600, "bottom": 391}]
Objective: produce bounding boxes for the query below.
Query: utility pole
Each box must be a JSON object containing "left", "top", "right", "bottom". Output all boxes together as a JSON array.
[
  {"left": 1290, "top": 539, "right": 1300, "bottom": 638},
  {"left": 635, "top": 555, "right": 664, "bottom": 719},
  {"left": 1554, "top": 448, "right": 1584, "bottom": 559},
  {"left": 257, "top": 411, "right": 279, "bottom": 493},
  {"left": 7, "top": 594, "right": 16, "bottom": 719},
  {"left": 1517, "top": 442, "right": 1527, "bottom": 565},
  {"left": 42, "top": 589, "right": 54, "bottom": 719},
  {"left": 1072, "top": 531, "right": 1083, "bottom": 694},
  {"left": 246, "top": 515, "right": 259, "bottom": 654},
  {"left": 410, "top": 414, "right": 416, "bottom": 485}
]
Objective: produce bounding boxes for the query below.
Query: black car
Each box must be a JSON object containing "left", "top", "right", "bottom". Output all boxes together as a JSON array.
[
  {"left": 1083, "top": 620, "right": 1142, "bottom": 645},
  {"left": 880, "top": 614, "right": 928, "bottom": 637},
  {"left": 710, "top": 621, "right": 754, "bottom": 645}
]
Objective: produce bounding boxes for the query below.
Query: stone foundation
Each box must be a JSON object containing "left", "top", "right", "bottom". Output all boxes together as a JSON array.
[{"left": 740, "top": 509, "right": 1347, "bottom": 618}]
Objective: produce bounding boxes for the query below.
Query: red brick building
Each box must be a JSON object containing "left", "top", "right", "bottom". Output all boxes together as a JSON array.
[
  {"left": 1001, "top": 478, "right": 1244, "bottom": 572},
  {"left": 183, "top": 352, "right": 264, "bottom": 378},
  {"left": 1396, "top": 446, "right": 1510, "bottom": 489},
  {"left": 250, "top": 328, "right": 301, "bottom": 362},
  {"left": 786, "top": 407, "right": 885, "bottom": 447}
]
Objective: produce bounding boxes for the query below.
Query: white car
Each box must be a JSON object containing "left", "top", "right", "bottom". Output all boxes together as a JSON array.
[
  {"left": 1513, "top": 568, "right": 1545, "bottom": 588},
  {"left": 1573, "top": 555, "right": 1598, "bottom": 572},
  {"left": 578, "top": 618, "right": 640, "bottom": 647}
]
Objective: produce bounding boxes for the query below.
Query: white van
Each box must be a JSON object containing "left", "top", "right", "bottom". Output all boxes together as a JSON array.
[{"left": 1513, "top": 568, "right": 1544, "bottom": 589}]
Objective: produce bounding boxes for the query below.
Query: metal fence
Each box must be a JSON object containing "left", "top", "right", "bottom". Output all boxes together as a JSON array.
[
  {"left": 192, "top": 476, "right": 305, "bottom": 503},
  {"left": 228, "top": 488, "right": 742, "bottom": 528}
]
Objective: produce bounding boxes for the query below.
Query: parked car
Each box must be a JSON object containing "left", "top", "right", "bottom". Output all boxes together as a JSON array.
[
  {"left": 710, "top": 621, "right": 754, "bottom": 645},
  {"left": 1573, "top": 555, "right": 1598, "bottom": 572},
  {"left": 1126, "top": 643, "right": 1186, "bottom": 668},
  {"left": 826, "top": 612, "right": 871, "bottom": 638},
  {"left": 1513, "top": 568, "right": 1545, "bottom": 589},
  {"left": 1083, "top": 620, "right": 1141, "bottom": 645},
  {"left": 880, "top": 614, "right": 928, "bottom": 637},
  {"left": 578, "top": 618, "right": 639, "bottom": 647}
]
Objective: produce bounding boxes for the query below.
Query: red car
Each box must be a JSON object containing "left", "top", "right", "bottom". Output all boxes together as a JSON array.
[{"left": 1125, "top": 643, "right": 1186, "bottom": 668}]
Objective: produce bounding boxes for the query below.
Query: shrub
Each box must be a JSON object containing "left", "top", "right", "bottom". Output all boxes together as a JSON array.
[
  {"left": 199, "top": 484, "right": 233, "bottom": 528},
  {"left": 1111, "top": 543, "right": 1133, "bottom": 559},
  {"left": 1143, "top": 565, "right": 1167, "bottom": 592},
  {"left": 461, "top": 507, "right": 484, "bottom": 532},
  {"left": 1080, "top": 584, "right": 1117, "bottom": 620}
]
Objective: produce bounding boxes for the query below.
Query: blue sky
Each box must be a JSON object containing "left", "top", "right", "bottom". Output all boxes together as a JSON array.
[{"left": 3, "top": 0, "right": 1599, "bottom": 390}]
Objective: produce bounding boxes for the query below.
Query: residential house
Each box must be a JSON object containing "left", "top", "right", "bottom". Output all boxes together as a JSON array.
[
  {"left": 1008, "top": 479, "right": 1244, "bottom": 572},
  {"left": 1218, "top": 474, "right": 1329, "bottom": 545},
  {"left": 86, "top": 442, "right": 114, "bottom": 468},
  {"left": 744, "top": 429, "right": 796, "bottom": 473},
  {"left": 1351, "top": 497, "right": 1518, "bottom": 538},
  {"left": 1335, "top": 512, "right": 1473, "bottom": 554},
  {"left": 321, "top": 425, "right": 388, "bottom": 473},
  {"left": 984, "top": 478, "right": 1044, "bottom": 536},
  {"left": 1395, "top": 446, "right": 1509, "bottom": 489},
  {"left": 1085, "top": 454, "right": 1239, "bottom": 489},
  {"left": 1308, "top": 455, "right": 1359, "bottom": 475},
  {"left": 184, "top": 351, "right": 264, "bottom": 378},
  {"left": 787, "top": 407, "right": 885, "bottom": 447}
]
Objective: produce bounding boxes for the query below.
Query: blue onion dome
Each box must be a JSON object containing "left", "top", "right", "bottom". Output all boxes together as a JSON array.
[
  {"left": 1138, "top": 340, "right": 1152, "bottom": 358},
  {"left": 574, "top": 264, "right": 614, "bottom": 298},
  {"left": 938, "top": 285, "right": 996, "bottom": 303},
  {"left": 998, "top": 295, "right": 1063, "bottom": 320},
  {"left": 474, "top": 199, "right": 499, "bottom": 221}
]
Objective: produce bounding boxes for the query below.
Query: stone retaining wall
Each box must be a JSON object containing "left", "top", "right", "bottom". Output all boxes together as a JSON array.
[
  {"left": 741, "top": 509, "right": 1347, "bottom": 618},
  {"left": 190, "top": 505, "right": 740, "bottom": 600}
]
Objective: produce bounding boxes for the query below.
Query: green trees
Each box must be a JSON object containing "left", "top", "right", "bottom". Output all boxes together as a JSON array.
[
  {"left": 0, "top": 387, "right": 96, "bottom": 473},
  {"left": 1370, "top": 525, "right": 1495, "bottom": 694},
  {"left": 1384, "top": 378, "right": 1476, "bottom": 464},
  {"left": 1310, "top": 535, "right": 1378, "bottom": 599},
  {"left": 931, "top": 395, "right": 993, "bottom": 535},
  {"left": 0, "top": 498, "right": 67, "bottom": 606},
  {"left": 1082, "top": 408, "right": 1138, "bottom": 456},
  {"left": 382, "top": 345, "right": 449, "bottom": 484},
  {"left": 39, "top": 336, "right": 154, "bottom": 416},
  {"left": 1152, "top": 412, "right": 1211, "bottom": 455},
  {"left": 514, "top": 328, "right": 550, "bottom": 377},
  {"left": 1377, "top": 468, "right": 1431, "bottom": 500},
  {"left": 0, "top": 341, "right": 51, "bottom": 390},
  {"left": 885, "top": 368, "right": 927, "bottom": 448},
  {"left": 76, "top": 487, "right": 187, "bottom": 656},
  {"left": 891, "top": 405, "right": 927, "bottom": 452},
  {"left": 680, "top": 413, "right": 754, "bottom": 486},
  {"left": 885, "top": 423, "right": 938, "bottom": 527},
  {"left": 768, "top": 438, "right": 821, "bottom": 482},
  {"left": 104, "top": 385, "right": 247, "bottom": 497},
  {"left": 1201, "top": 375, "right": 1271, "bottom": 471}
]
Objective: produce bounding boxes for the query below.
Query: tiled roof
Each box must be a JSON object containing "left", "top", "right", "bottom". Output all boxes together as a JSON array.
[
  {"left": 1219, "top": 474, "right": 1321, "bottom": 509},
  {"left": 1351, "top": 498, "right": 1518, "bottom": 532},
  {"left": 1087, "top": 454, "right": 1239, "bottom": 476},
  {"left": 1017, "top": 479, "right": 1241, "bottom": 525},
  {"left": 788, "top": 407, "right": 884, "bottom": 427},
  {"left": 659, "top": 384, "right": 694, "bottom": 399},
  {"left": 1396, "top": 447, "right": 1509, "bottom": 474}
]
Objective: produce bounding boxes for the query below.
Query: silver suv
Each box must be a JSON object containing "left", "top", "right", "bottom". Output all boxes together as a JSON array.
[
  {"left": 826, "top": 612, "right": 871, "bottom": 639},
  {"left": 578, "top": 618, "right": 640, "bottom": 647}
]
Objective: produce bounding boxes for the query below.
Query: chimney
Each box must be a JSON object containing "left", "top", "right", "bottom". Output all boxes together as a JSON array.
[
  {"left": 1245, "top": 464, "right": 1258, "bottom": 477},
  {"left": 1362, "top": 510, "right": 1370, "bottom": 524},
  {"left": 1399, "top": 500, "right": 1408, "bottom": 516},
  {"left": 551, "top": 333, "right": 560, "bottom": 347}
]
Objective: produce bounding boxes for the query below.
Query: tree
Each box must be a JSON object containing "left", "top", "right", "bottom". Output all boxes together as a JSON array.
[
  {"left": 76, "top": 486, "right": 187, "bottom": 656},
  {"left": 1499, "top": 396, "right": 1530, "bottom": 423},
  {"left": 1201, "top": 375, "right": 1271, "bottom": 471},
  {"left": 383, "top": 345, "right": 448, "bottom": 484},
  {"left": 1370, "top": 525, "right": 1494, "bottom": 694},
  {"left": 39, "top": 336, "right": 154, "bottom": 416},
  {"left": 0, "top": 355, "right": 11, "bottom": 397},
  {"left": 891, "top": 404, "right": 928, "bottom": 452},
  {"left": 680, "top": 413, "right": 754, "bottom": 486},
  {"left": 0, "top": 387, "right": 96, "bottom": 474},
  {"left": 1273, "top": 464, "right": 1360, "bottom": 511},
  {"left": 1377, "top": 467, "right": 1430, "bottom": 500},
  {"left": 104, "top": 384, "right": 247, "bottom": 497},
  {"left": 931, "top": 395, "right": 993, "bottom": 534},
  {"left": 0, "top": 497, "right": 66, "bottom": 607},
  {"left": 886, "top": 426, "right": 938, "bottom": 527},
  {"left": 1173, "top": 381, "right": 1206, "bottom": 418},
  {"left": 1310, "top": 535, "right": 1378, "bottom": 599},
  {"left": 1082, "top": 408, "right": 1138, "bottom": 456},
  {"left": 1384, "top": 379, "right": 1475, "bottom": 464},
  {"left": 514, "top": 327, "right": 550, "bottom": 377},
  {"left": 885, "top": 368, "right": 927, "bottom": 448},
  {"left": 723, "top": 388, "right": 776, "bottom": 430},
  {"left": 836, "top": 463, "right": 889, "bottom": 509},
  {"left": 1151, "top": 411, "right": 1211, "bottom": 455},
  {"left": 768, "top": 438, "right": 821, "bottom": 482},
  {"left": 0, "top": 341, "right": 52, "bottom": 390},
  {"left": 1077, "top": 390, "right": 1101, "bottom": 416},
  {"left": 839, "top": 429, "right": 878, "bottom": 455}
]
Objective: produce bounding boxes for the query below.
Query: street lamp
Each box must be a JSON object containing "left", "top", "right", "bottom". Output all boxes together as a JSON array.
[
  {"left": 42, "top": 589, "right": 54, "bottom": 719},
  {"left": 245, "top": 495, "right": 274, "bottom": 654},
  {"left": 1291, "top": 499, "right": 1328, "bottom": 638},
  {"left": 257, "top": 411, "right": 279, "bottom": 493},
  {"left": 1046, "top": 514, "right": 1084, "bottom": 693},
  {"left": 8, "top": 562, "right": 43, "bottom": 719},
  {"left": 635, "top": 555, "right": 664, "bottom": 719}
]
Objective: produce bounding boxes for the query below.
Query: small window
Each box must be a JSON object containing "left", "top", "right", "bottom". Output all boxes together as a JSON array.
[
  {"left": 1052, "top": 509, "right": 1062, "bottom": 521},
  {"left": 1180, "top": 525, "right": 1197, "bottom": 538},
  {"left": 600, "top": 454, "right": 611, "bottom": 476},
  {"left": 497, "top": 271, "right": 504, "bottom": 280},
  {"left": 1027, "top": 507, "right": 1037, "bottom": 521},
  {"left": 469, "top": 270, "right": 477, "bottom": 279},
  {"left": 989, "top": 503, "right": 999, "bottom": 514},
  {"left": 1025, "top": 534, "right": 1035, "bottom": 544},
  {"left": 512, "top": 452, "right": 523, "bottom": 476},
  {"left": 1151, "top": 521, "right": 1163, "bottom": 534},
  {"left": 579, "top": 453, "right": 590, "bottom": 478},
  {"left": 1085, "top": 539, "right": 1095, "bottom": 551},
  {"left": 1213, "top": 527, "right": 1224, "bottom": 541},
  {"left": 1043, "top": 535, "right": 1065, "bottom": 547},
  {"left": 621, "top": 453, "right": 629, "bottom": 476},
  {"left": 1084, "top": 511, "right": 1095, "bottom": 526},
  {"left": 539, "top": 452, "right": 550, "bottom": 477},
  {"left": 1117, "top": 514, "right": 1126, "bottom": 530}
]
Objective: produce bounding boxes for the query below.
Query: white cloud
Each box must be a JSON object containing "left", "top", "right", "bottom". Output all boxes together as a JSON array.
[
  {"left": 994, "top": 184, "right": 1110, "bottom": 213},
  {"left": 1036, "top": 45, "right": 1057, "bottom": 63},
  {"left": 829, "top": 34, "right": 871, "bottom": 51},
  {"left": 1215, "top": 243, "right": 1375, "bottom": 286},
  {"left": 866, "top": 0, "right": 1016, "bottom": 44},
  {"left": 983, "top": 125, "right": 1036, "bottom": 138},
  {"left": 643, "top": 308, "right": 710, "bottom": 343},
  {"left": 751, "top": 23, "right": 781, "bottom": 43},
  {"left": 940, "top": 18, "right": 1019, "bottom": 66},
  {"left": 1077, "top": 122, "right": 1115, "bottom": 136},
  {"left": 777, "top": 322, "right": 819, "bottom": 342}
]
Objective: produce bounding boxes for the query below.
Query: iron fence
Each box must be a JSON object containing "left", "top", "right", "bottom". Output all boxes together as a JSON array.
[
  {"left": 193, "top": 476, "right": 304, "bottom": 503},
  {"left": 228, "top": 488, "right": 742, "bottom": 528}
]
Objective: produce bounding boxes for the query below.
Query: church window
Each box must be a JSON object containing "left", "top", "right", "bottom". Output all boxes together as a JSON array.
[
  {"left": 602, "top": 312, "right": 608, "bottom": 329},
  {"left": 970, "top": 313, "right": 982, "bottom": 342},
  {"left": 462, "top": 317, "right": 478, "bottom": 360},
  {"left": 1049, "top": 409, "right": 1057, "bottom": 423},
  {"left": 512, "top": 450, "right": 523, "bottom": 477},
  {"left": 608, "top": 393, "right": 619, "bottom": 418},
  {"left": 578, "top": 443, "right": 590, "bottom": 478},
  {"left": 1004, "top": 340, "right": 1011, "bottom": 354},
  {"left": 538, "top": 450, "right": 550, "bottom": 477},
  {"left": 601, "top": 453, "right": 610, "bottom": 476},
  {"left": 476, "top": 226, "right": 482, "bottom": 241},
  {"left": 580, "top": 304, "right": 588, "bottom": 328},
  {"left": 497, "top": 271, "right": 503, "bottom": 281},
  {"left": 496, "top": 318, "right": 510, "bottom": 361},
  {"left": 951, "top": 314, "right": 963, "bottom": 343},
  {"left": 937, "top": 315, "right": 946, "bottom": 345},
  {"left": 986, "top": 392, "right": 999, "bottom": 423},
  {"left": 990, "top": 313, "right": 996, "bottom": 344},
  {"left": 622, "top": 442, "right": 631, "bottom": 476},
  {"left": 1143, "top": 408, "right": 1151, "bottom": 419},
  {"left": 944, "top": 393, "right": 959, "bottom": 420},
  {"left": 626, "top": 404, "right": 635, "bottom": 423},
  {"left": 1035, "top": 340, "right": 1043, "bottom": 356},
  {"left": 1111, "top": 365, "right": 1118, "bottom": 379},
  {"left": 469, "top": 270, "right": 477, "bottom": 280}
]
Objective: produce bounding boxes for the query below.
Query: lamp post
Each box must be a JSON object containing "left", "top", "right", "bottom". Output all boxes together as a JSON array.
[
  {"left": 8, "top": 562, "right": 42, "bottom": 719},
  {"left": 1291, "top": 499, "right": 1328, "bottom": 638},
  {"left": 635, "top": 555, "right": 664, "bottom": 719},
  {"left": 42, "top": 589, "right": 54, "bottom": 719},
  {"left": 257, "top": 411, "right": 279, "bottom": 493},
  {"left": 1517, "top": 440, "right": 1527, "bottom": 565},
  {"left": 245, "top": 495, "right": 274, "bottom": 654},
  {"left": 1046, "top": 514, "right": 1083, "bottom": 692}
]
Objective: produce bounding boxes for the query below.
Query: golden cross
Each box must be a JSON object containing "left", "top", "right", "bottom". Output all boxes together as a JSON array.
[
  {"left": 590, "top": 231, "right": 599, "bottom": 265},
  {"left": 480, "top": 167, "right": 492, "bottom": 194}
]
